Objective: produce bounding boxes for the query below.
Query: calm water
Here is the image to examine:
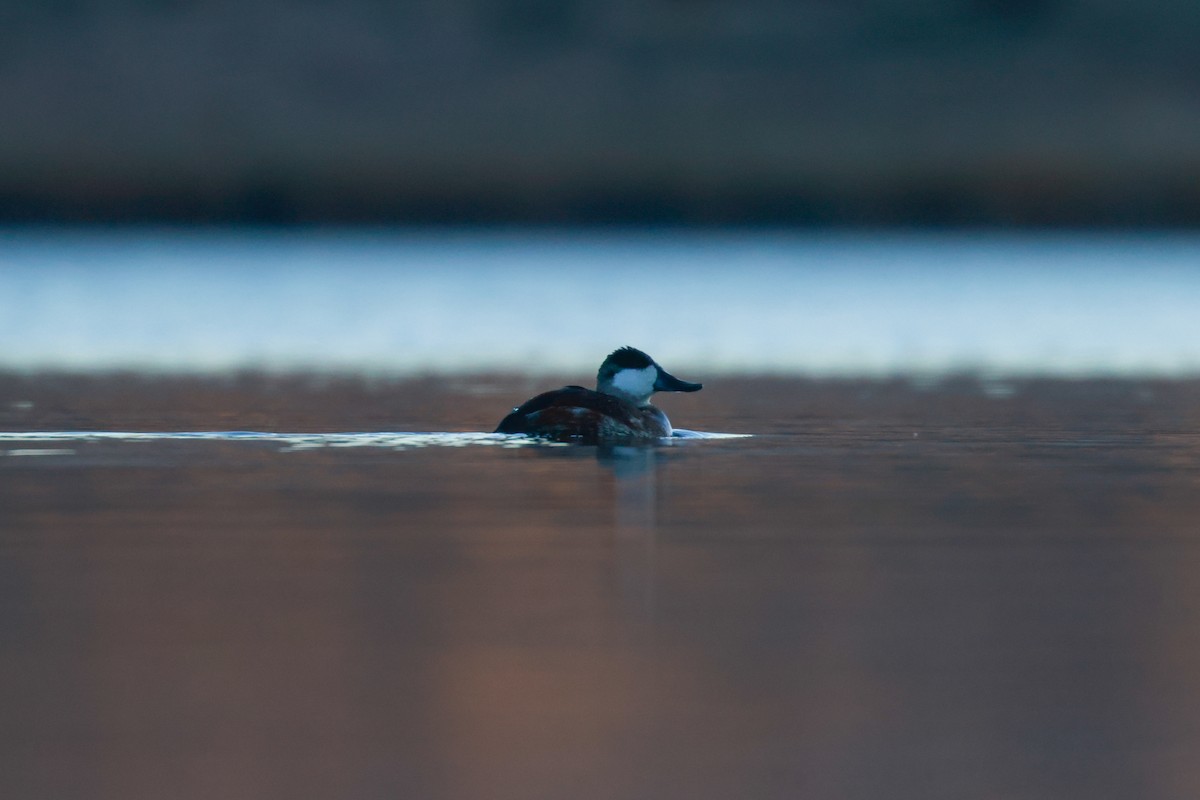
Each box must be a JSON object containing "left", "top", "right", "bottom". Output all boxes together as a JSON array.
[{"left": 3, "top": 374, "right": 1200, "bottom": 799}]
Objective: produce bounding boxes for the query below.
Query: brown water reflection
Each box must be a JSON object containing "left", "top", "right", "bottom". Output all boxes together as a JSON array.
[{"left": 3, "top": 374, "right": 1200, "bottom": 799}]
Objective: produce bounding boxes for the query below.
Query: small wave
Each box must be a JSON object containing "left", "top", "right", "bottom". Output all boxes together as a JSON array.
[
  {"left": 0, "top": 431, "right": 529, "bottom": 452},
  {"left": 0, "top": 430, "right": 749, "bottom": 453},
  {"left": 671, "top": 429, "right": 752, "bottom": 440}
]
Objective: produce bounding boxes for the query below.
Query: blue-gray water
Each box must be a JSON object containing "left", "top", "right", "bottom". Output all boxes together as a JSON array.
[{"left": 3, "top": 227, "right": 1200, "bottom": 376}]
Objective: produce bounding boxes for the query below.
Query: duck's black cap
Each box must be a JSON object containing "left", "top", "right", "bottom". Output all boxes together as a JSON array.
[{"left": 605, "top": 346, "right": 654, "bottom": 369}]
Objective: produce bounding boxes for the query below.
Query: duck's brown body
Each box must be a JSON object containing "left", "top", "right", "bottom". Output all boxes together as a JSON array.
[
  {"left": 493, "top": 347, "right": 701, "bottom": 444},
  {"left": 494, "top": 385, "right": 672, "bottom": 443}
]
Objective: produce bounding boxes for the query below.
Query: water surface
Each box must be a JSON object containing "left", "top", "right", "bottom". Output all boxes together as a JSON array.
[{"left": 3, "top": 374, "right": 1200, "bottom": 799}]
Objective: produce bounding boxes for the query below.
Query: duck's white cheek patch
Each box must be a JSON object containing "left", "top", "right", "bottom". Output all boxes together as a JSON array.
[{"left": 612, "top": 366, "right": 658, "bottom": 397}]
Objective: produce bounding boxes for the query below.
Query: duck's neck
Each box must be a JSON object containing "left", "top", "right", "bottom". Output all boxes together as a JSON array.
[{"left": 598, "top": 382, "right": 652, "bottom": 407}]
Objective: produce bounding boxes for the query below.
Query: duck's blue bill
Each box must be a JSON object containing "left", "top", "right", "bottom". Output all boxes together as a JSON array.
[{"left": 654, "top": 369, "right": 703, "bottom": 393}]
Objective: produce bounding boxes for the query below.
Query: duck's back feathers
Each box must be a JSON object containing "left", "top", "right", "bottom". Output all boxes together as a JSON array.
[{"left": 494, "top": 385, "right": 670, "bottom": 443}]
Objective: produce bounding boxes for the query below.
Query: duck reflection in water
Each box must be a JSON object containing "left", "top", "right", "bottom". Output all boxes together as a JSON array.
[{"left": 513, "top": 441, "right": 665, "bottom": 619}]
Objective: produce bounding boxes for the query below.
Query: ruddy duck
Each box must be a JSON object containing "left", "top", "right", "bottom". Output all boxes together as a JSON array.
[{"left": 495, "top": 346, "right": 702, "bottom": 443}]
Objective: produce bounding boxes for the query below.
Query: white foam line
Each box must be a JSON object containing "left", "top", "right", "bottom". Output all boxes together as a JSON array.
[
  {"left": 0, "top": 431, "right": 519, "bottom": 451},
  {"left": 0, "top": 431, "right": 748, "bottom": 450},
  {"left": 671, "top": 430, "right": 753, "bottom": 440}
]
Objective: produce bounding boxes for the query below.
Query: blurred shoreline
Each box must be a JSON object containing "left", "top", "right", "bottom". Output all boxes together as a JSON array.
[{"left": 4, "top": 2, "right": 1199, "bottom": 226}]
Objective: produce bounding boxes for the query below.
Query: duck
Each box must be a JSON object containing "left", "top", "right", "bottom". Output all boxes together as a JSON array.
[{"left": 494, "top": 346, "right": 702, "bottom": 443}]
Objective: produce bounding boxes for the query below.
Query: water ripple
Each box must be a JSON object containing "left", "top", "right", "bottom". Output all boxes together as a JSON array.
[{"left": 0, "top": 430, "right": 749, "bottom": 453}]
